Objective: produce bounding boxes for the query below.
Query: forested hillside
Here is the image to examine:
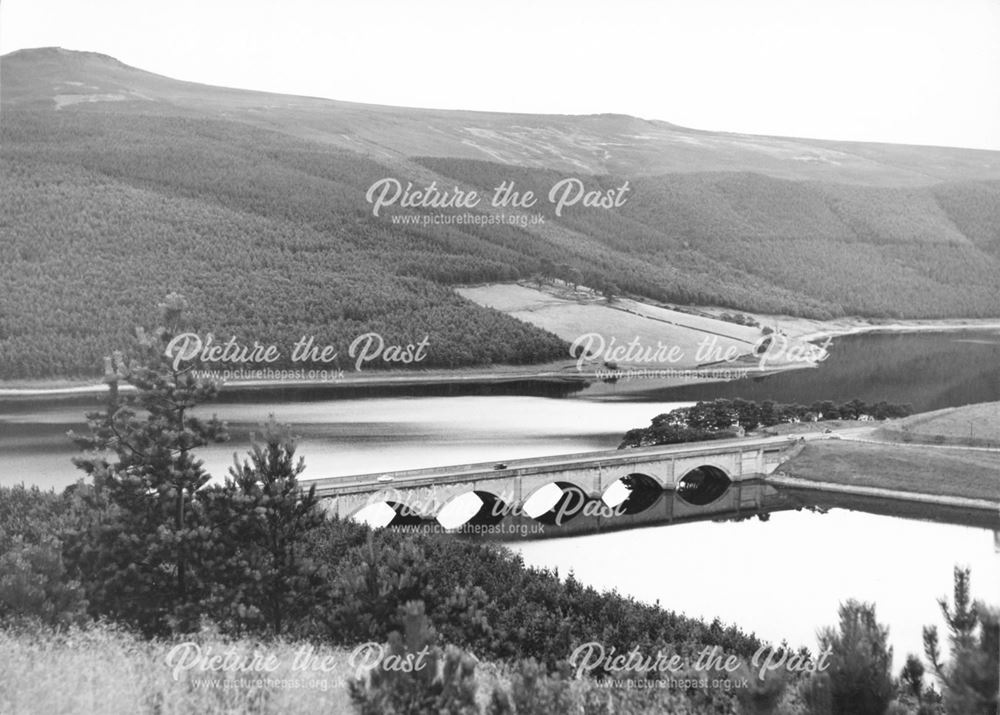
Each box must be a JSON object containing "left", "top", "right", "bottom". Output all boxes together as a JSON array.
[
  {"left": 0, "top": 112, "right": 570, "bottom": 378},
  {"left": 417, "top": 158, "right": 1000, "bottom": 318},
  {"left": 2, "top": 47, "right": 1000, "bottom": 380}
]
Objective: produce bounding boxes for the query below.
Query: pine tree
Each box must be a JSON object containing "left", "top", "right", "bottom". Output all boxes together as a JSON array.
[
  {"left": 817, "top": 600, "right": 894, "bottom": 715},
  {"left": 923, "top": 567, "right": 999, "bottom": 715},
  {"left": 204, "top": 417, "right": 328, "bottom": 635},
  {"left": 67, "top": 293, "right": 227, "bottom": 634}
]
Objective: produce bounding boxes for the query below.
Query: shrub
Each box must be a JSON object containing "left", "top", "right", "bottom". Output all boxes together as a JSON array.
[
  {"left": 814, "top": 600, "right": 894, "bottom": 715},
  {"left": 349, "top": 601, "right": 479, "bottom": 715},
  {"left": 0, "top": 485, "right": 88, "bottom": 626},
  {"left": 923, "top": 567, "right": 999, "bottom": 715},
  {"left": 202, "top": 417, "right": 329, "bottom": 636},
  {"left": 0, "top": 536, "right": 87, "bottom": 626},
  {"left": 0, "top": 484, "right": 74, "bottom": 548},
  {"left": 733, "top": 664, "right": 789, "bottom": 715},
  {"left": 488, "top": 659, "right": 578, "bottom": 715}
]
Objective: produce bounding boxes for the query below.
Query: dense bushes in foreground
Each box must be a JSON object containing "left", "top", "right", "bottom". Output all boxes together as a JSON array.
[
  {"left": 0, "top": 481, "right": 759, "bottom": 663},
  {"left": 2, "top": 575, "right": 995, "bottom": 714}
]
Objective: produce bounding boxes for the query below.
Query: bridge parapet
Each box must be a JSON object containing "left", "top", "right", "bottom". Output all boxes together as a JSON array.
[{"left": 310, "top": 435, "right": 803, "bottom": 524}]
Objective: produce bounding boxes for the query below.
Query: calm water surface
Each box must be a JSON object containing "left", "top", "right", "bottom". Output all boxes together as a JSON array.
[{"left": 510, "top": 509, "right": 999, "bottom": 667}]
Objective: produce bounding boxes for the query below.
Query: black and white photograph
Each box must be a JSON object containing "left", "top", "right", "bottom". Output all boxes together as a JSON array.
[{"left": 1, "top": 1, "right": 998, "bottom": 713}]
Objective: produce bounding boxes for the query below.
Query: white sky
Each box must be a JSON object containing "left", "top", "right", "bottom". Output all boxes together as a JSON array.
[{"left": 2, "top": 0, "right": 999, "bottom": 150}]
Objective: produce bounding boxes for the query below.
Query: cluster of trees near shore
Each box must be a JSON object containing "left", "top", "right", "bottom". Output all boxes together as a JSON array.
[
  {"left": 620, "top": 398, "right": 914, "bottom": 448},
  {"left": 0, "top": 301, "right": 995, "bottom": 714}
]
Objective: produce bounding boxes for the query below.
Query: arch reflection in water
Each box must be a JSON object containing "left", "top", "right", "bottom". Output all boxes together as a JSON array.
[
  {"left": 437, "top": 491, "right": 508, "bottom": 529},
  {"left": 676, "top": 465, "right": 732, "bottom": 506},
  {"left": 523, "top": 481, "right": 594, "bottom": 525},
  {"left": 351, "top": 500, "right": 426, "bottom": 528},
  {"left": 603, "top": 473, "right": 664, "bottom": 515}
]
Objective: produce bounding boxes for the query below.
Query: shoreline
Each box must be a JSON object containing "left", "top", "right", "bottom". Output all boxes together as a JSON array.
[
  {"left": 0, "top": 361, "right": 802, "bottom": 401},
  {"left": 2, "top": 317, "right": 998, "bottom": 401},
  {"left": 799, "top": 320, "right": 1000, "bottom": 341},
  {"left": 764, "top": 316, "right": 1000, "bottom": 342},
  {"left": 0, "top": 365, "right": 575, "bottom": 400},
  {"left": 770, "top": 474, "right": 1000, "bottom": 512}
]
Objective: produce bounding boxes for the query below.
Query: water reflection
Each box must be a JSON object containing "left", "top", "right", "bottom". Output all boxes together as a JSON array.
[
  {"left": 585, "top": 330, "right": 1000, "bottom": 409},
  {"left": 355, "top": 474, "right": 999, "bottom": 667},
  {"left": 360, "top": 478, "right": 1000, "bottom": 539},
  {"left": 508, "top": 492, "right": 1000, "bottom": 669}
]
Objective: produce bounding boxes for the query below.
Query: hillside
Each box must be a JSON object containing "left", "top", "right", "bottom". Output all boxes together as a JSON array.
[
  {"left": 6, "top": 48, "right": 999, "bottom": 185},
  {"left": 2, "top": 47, "right": 1000, "bottom": 379}
]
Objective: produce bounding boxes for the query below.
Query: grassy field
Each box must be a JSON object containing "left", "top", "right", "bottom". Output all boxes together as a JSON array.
[
  {"left": 779, "top": 439, "right": 1000, "bottom": 501},
  {"left": 457, "top": 283, "right": 799, "bottom": 370},
  {"left": 873, "top": 401, "right": 1000, "bottom": 447}
]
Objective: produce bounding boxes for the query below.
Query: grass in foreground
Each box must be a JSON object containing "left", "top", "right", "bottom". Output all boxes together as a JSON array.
[
  {"left": 780, "top": 439, "right": 1000, "bottom": 500},
  {"left": 0, "top": 624, "right": 356, "bottom": 715},
  {"left": 0, "top": 623, "right": 723, "bottom": 715}
]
